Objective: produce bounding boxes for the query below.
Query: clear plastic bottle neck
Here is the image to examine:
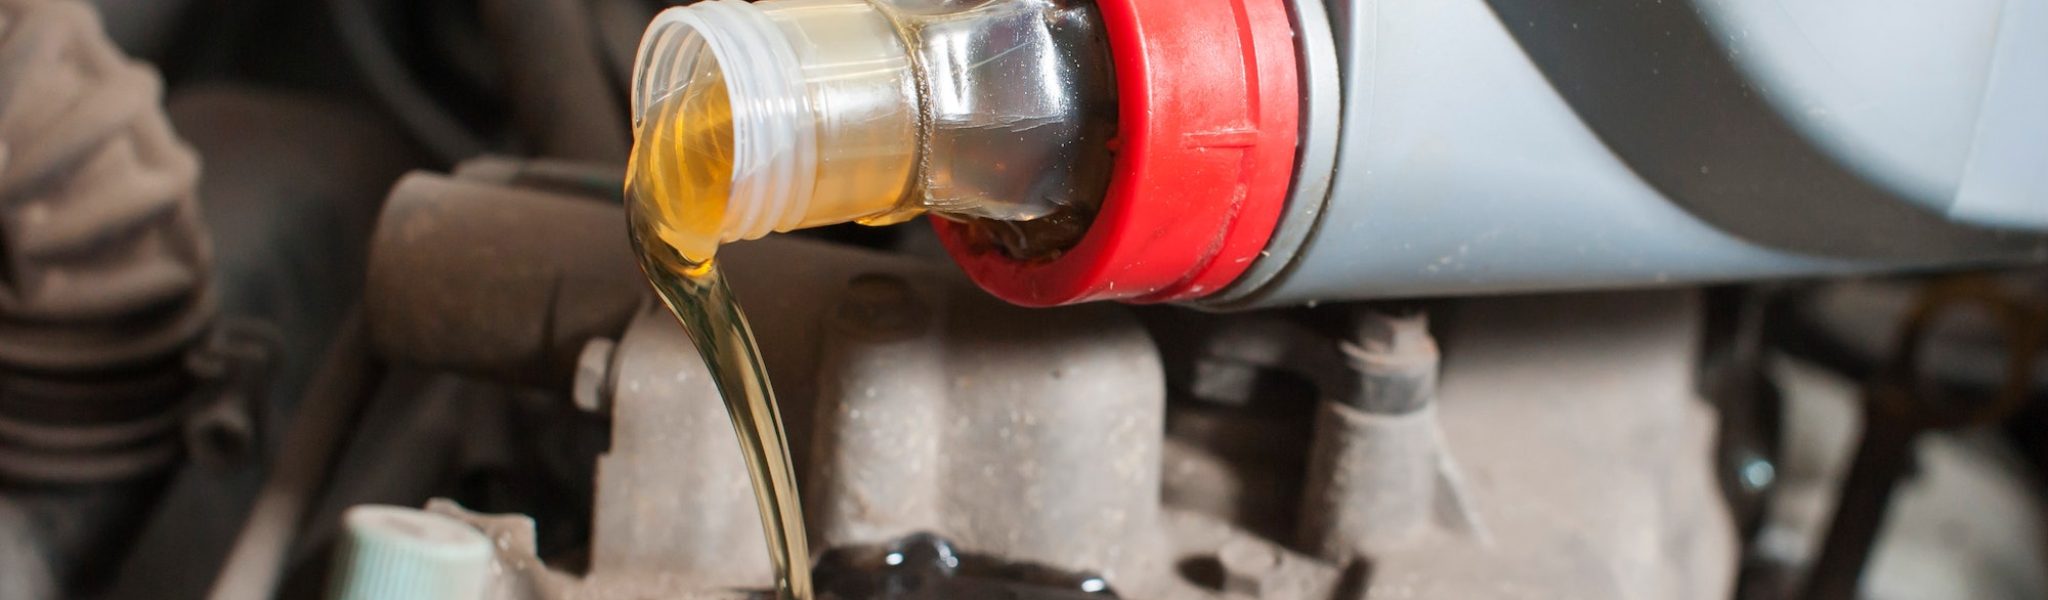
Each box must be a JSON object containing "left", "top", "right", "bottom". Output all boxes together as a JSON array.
[{"left": 630, "top": 0, "right": 1116, "bottom": 258}]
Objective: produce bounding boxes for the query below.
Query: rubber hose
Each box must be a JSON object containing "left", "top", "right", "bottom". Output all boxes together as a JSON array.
[{"left": 0, "top": 0, "right": 215, "bottom": 484}]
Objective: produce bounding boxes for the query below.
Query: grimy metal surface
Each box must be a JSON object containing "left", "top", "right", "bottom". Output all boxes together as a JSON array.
[
  {"left": 586, "top": 236, "right": 1191, "bottom": 595},
  {"left": 1155, "top": 293, "right": 1732, "bottom": 598},
  {"left": 565, "top": 285, "right": 1736, "bottom": 600},
  {"left": 1353, "top": 291, "right": 1736, "bottom": 599},
  {"left": 365, "top": 172, "right": 645, "bottom": 389},
  {"left": 1299, "top": 311, "right": 1471, "bottom": 561},
  {"left": 378, "top": 213, "right": 1338, "bottom": 597},
  {"left": 810, "top": 270, "right": 1164, "bottom": 585},
  {"left": 1300, "top": 403, "right": 1470, "bottom": 562},
  {"left": 360, "top": 176, "right": 1736, "bottom": 599}
]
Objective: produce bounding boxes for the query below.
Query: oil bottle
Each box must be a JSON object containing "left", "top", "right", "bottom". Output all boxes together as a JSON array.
[
  {"left": 637, "top": 0, "right": 2048, "bottom": 311},
  {"left": 626, "top": 0, "right": 2048, "bottom": 594}
]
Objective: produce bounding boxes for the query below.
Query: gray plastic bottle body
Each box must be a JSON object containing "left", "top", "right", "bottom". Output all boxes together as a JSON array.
[{"left": 1208, "top": 0, "right": 2048, "bottom": 308}]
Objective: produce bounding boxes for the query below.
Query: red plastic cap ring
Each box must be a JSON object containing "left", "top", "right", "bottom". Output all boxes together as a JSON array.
[{"left": 934, "top": 0, "right": 1302, "bottom": 306}]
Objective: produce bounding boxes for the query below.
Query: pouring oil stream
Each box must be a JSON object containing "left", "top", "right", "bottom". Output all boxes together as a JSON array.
[{"left": 625, "top": 57, "right": 814, "bottom": 600}]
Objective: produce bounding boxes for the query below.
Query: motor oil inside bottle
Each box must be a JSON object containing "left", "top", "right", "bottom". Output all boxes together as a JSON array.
[{"left": 625, "top": 51, "right": 813, "bottom": 600}]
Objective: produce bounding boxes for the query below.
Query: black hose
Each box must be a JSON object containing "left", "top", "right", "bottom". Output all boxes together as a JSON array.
[
  {"left": 205, "top": 311, "right": 378, "bottom": 600},
  {"left": 327, "top": 0, "right": 488, "bottom": 163},
  {"left": 0, "top": 0, "right": 215, "bottom": 485}
]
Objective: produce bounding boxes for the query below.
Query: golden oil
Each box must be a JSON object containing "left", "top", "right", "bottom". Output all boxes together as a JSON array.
[
  {"left": 627, "top": 47, "right": 733, "bottom": 268},
  {"left": 625, "top": 58, "right": 814, "bottom": 600}
]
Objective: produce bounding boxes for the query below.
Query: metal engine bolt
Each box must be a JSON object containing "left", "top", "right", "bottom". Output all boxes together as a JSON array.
[
  {"left": 1353, "top": 308, "right": 1431, "bottom": 353},
  {"left": 185, "top": 398, "right": 258, "bottom": 470},
  {"left": 182, "top": 320, "right": 280, "bottom": 470},
  {"left": 1217, "top": 538, "right": 1281, "bottom": 597},
  {"left": 572, "top": 337, "right": 618, "bottom": 413},
  {"left": 1340, "top": 308, "right": 1438, "bottom": 414}
]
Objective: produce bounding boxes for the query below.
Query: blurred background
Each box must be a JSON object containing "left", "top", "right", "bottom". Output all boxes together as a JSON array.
[{"left": 0, "top": 0, "right": 2044, "bottom": 599}]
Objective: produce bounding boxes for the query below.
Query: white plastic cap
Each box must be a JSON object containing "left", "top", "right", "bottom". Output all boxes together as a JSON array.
[{"left": 328, "top": 505, "right": 494, "bottom": 600}]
